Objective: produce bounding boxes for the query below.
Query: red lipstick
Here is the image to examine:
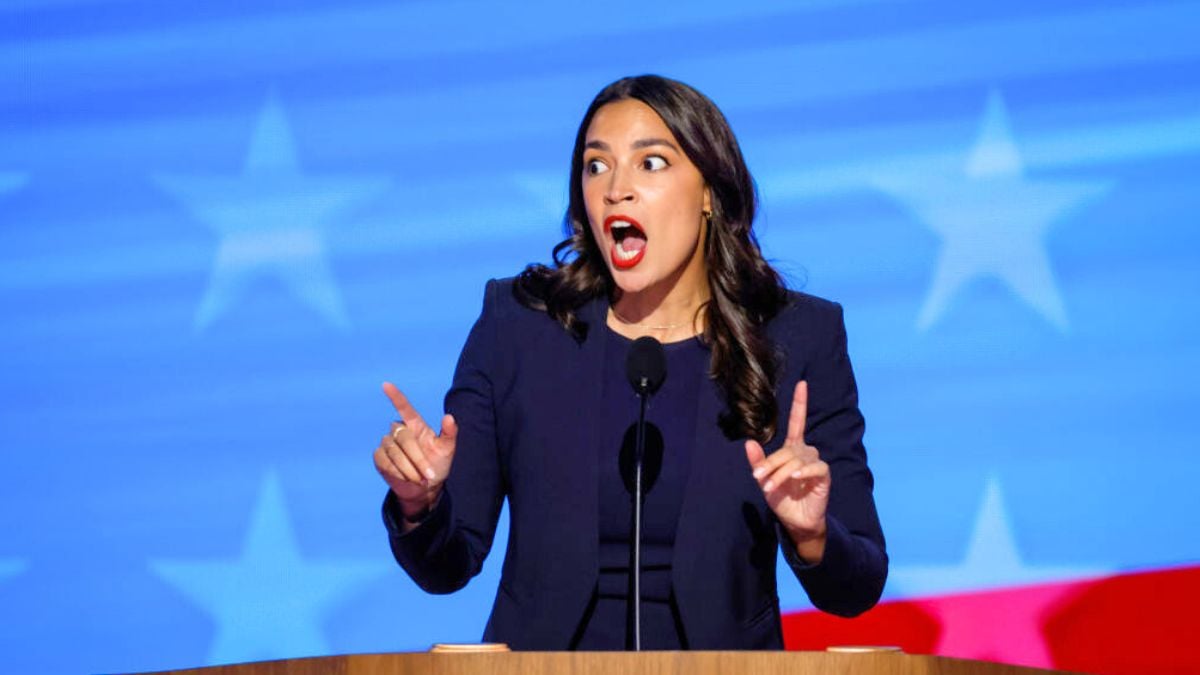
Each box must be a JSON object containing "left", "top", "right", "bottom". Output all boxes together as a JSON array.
[{"left": 604, "top": 215, "right": 647, "bottom": 270}]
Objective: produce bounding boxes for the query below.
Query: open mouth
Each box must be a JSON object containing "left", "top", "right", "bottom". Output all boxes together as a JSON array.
[{"left": 604, "top": 215, "right": 647, "bottom": 270}]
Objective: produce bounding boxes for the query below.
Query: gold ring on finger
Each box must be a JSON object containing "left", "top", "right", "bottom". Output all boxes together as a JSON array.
[{"left": 392, "top": 422, "right": 407, "bottom": 440}]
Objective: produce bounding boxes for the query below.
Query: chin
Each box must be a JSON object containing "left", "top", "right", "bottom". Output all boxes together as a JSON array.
[{"left": 609, "top": 268, "right": 655, "bottom": 295}]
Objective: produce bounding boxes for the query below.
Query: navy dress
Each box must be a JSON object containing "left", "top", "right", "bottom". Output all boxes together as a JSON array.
[{"left": 573, "top": 327, "right": 709, "bottom": 650}]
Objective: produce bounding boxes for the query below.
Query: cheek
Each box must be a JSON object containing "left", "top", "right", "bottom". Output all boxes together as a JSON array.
[
  {"left": 656, "top": 199, "right": 703, "bottom": 246},
  {"left": 582, "top": 182, "right": 605, "bottom": 224},
  {"left": 588, "top": 222, "right": 605, "bottom": 249}
]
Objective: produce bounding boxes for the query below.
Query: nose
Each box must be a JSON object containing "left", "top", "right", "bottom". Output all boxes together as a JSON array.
[{"left": 603, "top": 167, "right": 635, "bottom": 205}]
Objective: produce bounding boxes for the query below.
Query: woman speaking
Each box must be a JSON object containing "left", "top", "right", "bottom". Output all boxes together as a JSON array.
[{"left": 372, "top": 75, "right": 887, "bottom": 650}]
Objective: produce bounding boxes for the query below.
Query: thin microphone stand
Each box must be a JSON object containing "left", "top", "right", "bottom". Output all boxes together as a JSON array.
[
  {"left": 632, "top": 380, "right": 648, "bottom": 652},
  {"left": 626, "top": 335, "right": 663, "bottom": 653}
]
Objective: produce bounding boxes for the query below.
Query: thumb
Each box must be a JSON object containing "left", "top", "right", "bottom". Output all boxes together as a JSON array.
[
  {"left": 745, "top": 438, "right": 766, "bottom": 467},
  {"left": 436, "top": 414, "right": 458, "bottom": 454}
]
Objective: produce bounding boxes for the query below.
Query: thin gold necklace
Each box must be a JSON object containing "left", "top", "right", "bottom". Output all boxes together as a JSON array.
[{"left": 609, "top": 306, "right": 693, "bottom": 331}]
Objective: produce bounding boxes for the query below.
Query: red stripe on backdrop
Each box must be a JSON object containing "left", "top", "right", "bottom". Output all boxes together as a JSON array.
[{"left": 781, "top": 564, "right": 1200, "bottom": 674}]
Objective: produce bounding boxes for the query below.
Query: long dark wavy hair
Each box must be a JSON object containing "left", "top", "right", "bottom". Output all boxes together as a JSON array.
[{"left": 516, "top": 75, "right": 788, "bottom": 442}]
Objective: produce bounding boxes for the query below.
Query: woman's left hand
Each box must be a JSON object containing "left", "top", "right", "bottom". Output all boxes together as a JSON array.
[{"left": 745, "top": 380, "right": 831, "bottom": 564}]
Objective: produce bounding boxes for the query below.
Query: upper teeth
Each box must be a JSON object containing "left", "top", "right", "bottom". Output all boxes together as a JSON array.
[{"left": 612, "top": 221, "right": 633, "bottom": 231}]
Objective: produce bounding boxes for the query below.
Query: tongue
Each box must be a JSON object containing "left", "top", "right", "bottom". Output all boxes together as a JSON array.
[{"left": 620, "top": 233, "right": 647, "bottom": 252}]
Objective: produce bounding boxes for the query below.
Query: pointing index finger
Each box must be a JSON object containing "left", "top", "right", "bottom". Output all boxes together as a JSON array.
[
  {"left": 382, "top": 382, "right": 424, "bottom": 429},
  {"left": 785, "top": 380, "right": 808, "bottom": 446}
]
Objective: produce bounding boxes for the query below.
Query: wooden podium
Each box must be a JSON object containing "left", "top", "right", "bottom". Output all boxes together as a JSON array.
[{"left": 137, "top": 651, "right": 1078, "bottom": 675}]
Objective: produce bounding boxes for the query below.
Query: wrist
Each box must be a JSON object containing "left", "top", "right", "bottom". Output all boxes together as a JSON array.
[
  {"left": 398, "top": 487, "right": 441, "bottom": 522},
  {"left": 786, "top": 519, "right": 828, "bottom": 565}
]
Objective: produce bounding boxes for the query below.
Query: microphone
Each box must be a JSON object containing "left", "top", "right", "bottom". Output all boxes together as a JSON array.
[
  {"left": 626, "top": 336, "right": 666, "bottom": 395},
  {"left": 625, "top": 336, "right": 666, "bottom": 651}
]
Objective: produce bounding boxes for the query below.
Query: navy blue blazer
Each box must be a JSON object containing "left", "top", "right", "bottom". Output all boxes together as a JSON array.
[{"left": 383, "top": 277, "right": 887, "bottom": 650}]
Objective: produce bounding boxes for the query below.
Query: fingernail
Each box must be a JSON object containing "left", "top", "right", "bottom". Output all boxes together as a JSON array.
[
  {"left": 425, "top": 468, "right": 436, "bottom": 480},
  {"left": 792, "top": 471, "right": 802, "bottom": 479},
  {"left": 752, "top": 468, "right": 765, "bottom": 479},
  {"left": 763, "top": 480, "right": 774, "bottom": 491}
]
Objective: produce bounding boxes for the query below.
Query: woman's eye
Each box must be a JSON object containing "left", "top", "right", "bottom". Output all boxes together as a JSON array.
[
  {"left": 642, "top": 155, "right": 668, "bottom": 171},
  {"left": 586, "top": 159, "right": 608, "bottom": 175}
]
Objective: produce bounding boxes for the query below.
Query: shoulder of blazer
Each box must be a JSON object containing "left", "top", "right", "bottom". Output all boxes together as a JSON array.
[
  {"left": 477, "top": 276, "right": 553, "bottom": 331},
  {"left": 484, "top": 275, "right": 607, "bottom": 335},
  {"left": 771, "top": 289, "right": 845, "bottom": 338},
  {"left": 482, "top": 276, "right": 522, "bottom": 319}
]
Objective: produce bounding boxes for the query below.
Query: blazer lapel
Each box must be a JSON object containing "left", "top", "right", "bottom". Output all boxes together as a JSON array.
[
  {"left": 532, "top": 295, "right": 610, "bottom": 647},
  {"left": 670, "top": 371, "right": 730, "bottom": 644}
]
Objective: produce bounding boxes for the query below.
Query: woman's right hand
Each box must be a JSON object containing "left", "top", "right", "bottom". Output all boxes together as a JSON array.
[{"left": 373, "top": 381, "right": 458, "bottom": 520}]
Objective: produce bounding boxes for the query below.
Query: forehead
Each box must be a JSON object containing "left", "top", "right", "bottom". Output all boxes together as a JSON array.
[{"left": 585, "top": 99, "right": 676, "bottom": 145}]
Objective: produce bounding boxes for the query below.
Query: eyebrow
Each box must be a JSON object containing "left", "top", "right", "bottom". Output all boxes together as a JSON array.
[{"left": 585, "top": 138, "right": 681, "bottom": 152}]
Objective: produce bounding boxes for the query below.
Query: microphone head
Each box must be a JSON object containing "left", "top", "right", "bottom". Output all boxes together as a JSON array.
[{"left": 626, "top": 336, "right": 667, "bottom": 395}]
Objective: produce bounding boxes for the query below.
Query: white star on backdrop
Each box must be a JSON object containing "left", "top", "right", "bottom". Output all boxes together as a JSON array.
[
  {"left": 889, "top": 476, "right": 1110, "bottom": 598},
  {"left": 150, "top": 473, "right": 390, "bottom": 665},
  {"left": 871, "top": 90, "right": 1112, "bottom": 332},
  {"left": 888, "top": 476, "right": 1110, "bottom": 667},
  {"left": 155, "top": 94, "right": 391, "bottom": 331}
]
